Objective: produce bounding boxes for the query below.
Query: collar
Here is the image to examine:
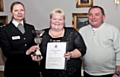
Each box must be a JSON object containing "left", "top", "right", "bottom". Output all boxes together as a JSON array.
[{"left": 12, "top": 19, "right": 24, "bottom": 27}]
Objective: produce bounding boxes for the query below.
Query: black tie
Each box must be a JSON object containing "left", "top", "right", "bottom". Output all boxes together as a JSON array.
[{"left": 17, "top": 23, "right": 25, "bottom": 33}]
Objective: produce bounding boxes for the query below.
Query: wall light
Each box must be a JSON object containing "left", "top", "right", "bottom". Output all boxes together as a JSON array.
[{"left": 115, "top": 0, "right": 120, "bottom": 5}]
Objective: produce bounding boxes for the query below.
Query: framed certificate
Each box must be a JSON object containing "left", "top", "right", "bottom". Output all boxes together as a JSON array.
[{"left": 45, "top": 42, "right": 67, "bottom": 70}]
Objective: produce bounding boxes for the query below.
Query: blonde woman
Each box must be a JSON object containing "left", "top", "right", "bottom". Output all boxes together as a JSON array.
[{"left": 39, "top": 8, "right": 86, "bottom": 77}]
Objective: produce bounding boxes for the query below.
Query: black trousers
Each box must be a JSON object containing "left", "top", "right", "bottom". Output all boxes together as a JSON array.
[
  {"left": 84, "top": 71, "right": 113, "bottom": 77},
  {"left": 67, "top": 68, "right": 81, "bottom": 77},
  {"left": 42, "top": 68, "right": 82, "bottom": 77}
]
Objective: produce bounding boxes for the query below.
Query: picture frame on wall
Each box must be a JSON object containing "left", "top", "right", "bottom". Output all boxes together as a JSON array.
[
  {"left": 72, "top": 13, "right": 89, "bottom": 31},
  {"left": 0, "top": 16, "right": 8, "bottom": 27},
  {"left": 76, "top": 0, "right": 93, "bottom": 8},
  {"left": 0, "top": 0, "right": 3, "bottom": 11}
]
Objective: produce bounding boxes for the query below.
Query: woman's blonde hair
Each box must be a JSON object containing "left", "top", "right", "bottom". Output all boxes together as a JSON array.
[{"left": 50, "top": 8, "right": 65, "bottom": 19}]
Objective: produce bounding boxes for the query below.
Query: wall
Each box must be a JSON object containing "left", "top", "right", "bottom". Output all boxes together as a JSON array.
[
  {"left": 0, "top": 0, "right": 120, "bottom": 70},
  {"left": 0, "top": 0, "right": 120, "bottom": 29}
]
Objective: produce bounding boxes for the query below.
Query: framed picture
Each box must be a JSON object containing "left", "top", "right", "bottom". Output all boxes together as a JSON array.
[
  {"left": 76, "top": 0, "right": 93, "bottom": 8},
  {"left": 0, "top": 16, "right": 8, "bottom": 27},
  {"left": 72, "top": 13, "right": 89, "bottom": 31},
  {"left": 0, "top": 0, "right": 3, "bottom": 11}
]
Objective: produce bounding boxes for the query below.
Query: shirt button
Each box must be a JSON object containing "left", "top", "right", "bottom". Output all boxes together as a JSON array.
[
  {"left": 23, "top": 38, "right": 26, "bottom": 40},
  {"left": 25, "top": 44, "right": 27, "bottom": 46}
]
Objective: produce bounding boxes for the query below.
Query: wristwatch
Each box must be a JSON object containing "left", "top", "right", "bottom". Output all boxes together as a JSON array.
[{"left": 115, "top": 70, "right": 120, "bottom": 76}]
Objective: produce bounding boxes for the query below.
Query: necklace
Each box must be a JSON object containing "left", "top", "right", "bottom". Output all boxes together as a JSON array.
[{"left": 49, "top": 29, "right": 64, "bottom": 38}]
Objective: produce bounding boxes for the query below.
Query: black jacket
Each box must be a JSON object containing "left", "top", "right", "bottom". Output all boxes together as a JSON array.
[
  {"left": 0, "top": 21, "right": 40, "bottom": 77},
  {"left": 40, "top": 27, "right": 86, "bottom": 77}
]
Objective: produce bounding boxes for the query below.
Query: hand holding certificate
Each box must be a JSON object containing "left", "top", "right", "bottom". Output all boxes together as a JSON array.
[{"left": 45, "top": 42, "right": 67, "bottom": 70}]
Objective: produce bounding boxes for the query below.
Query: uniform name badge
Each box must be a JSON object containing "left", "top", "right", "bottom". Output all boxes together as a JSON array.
[{"left": 45, "top": 42, "right": 67, "bottom": 70}]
